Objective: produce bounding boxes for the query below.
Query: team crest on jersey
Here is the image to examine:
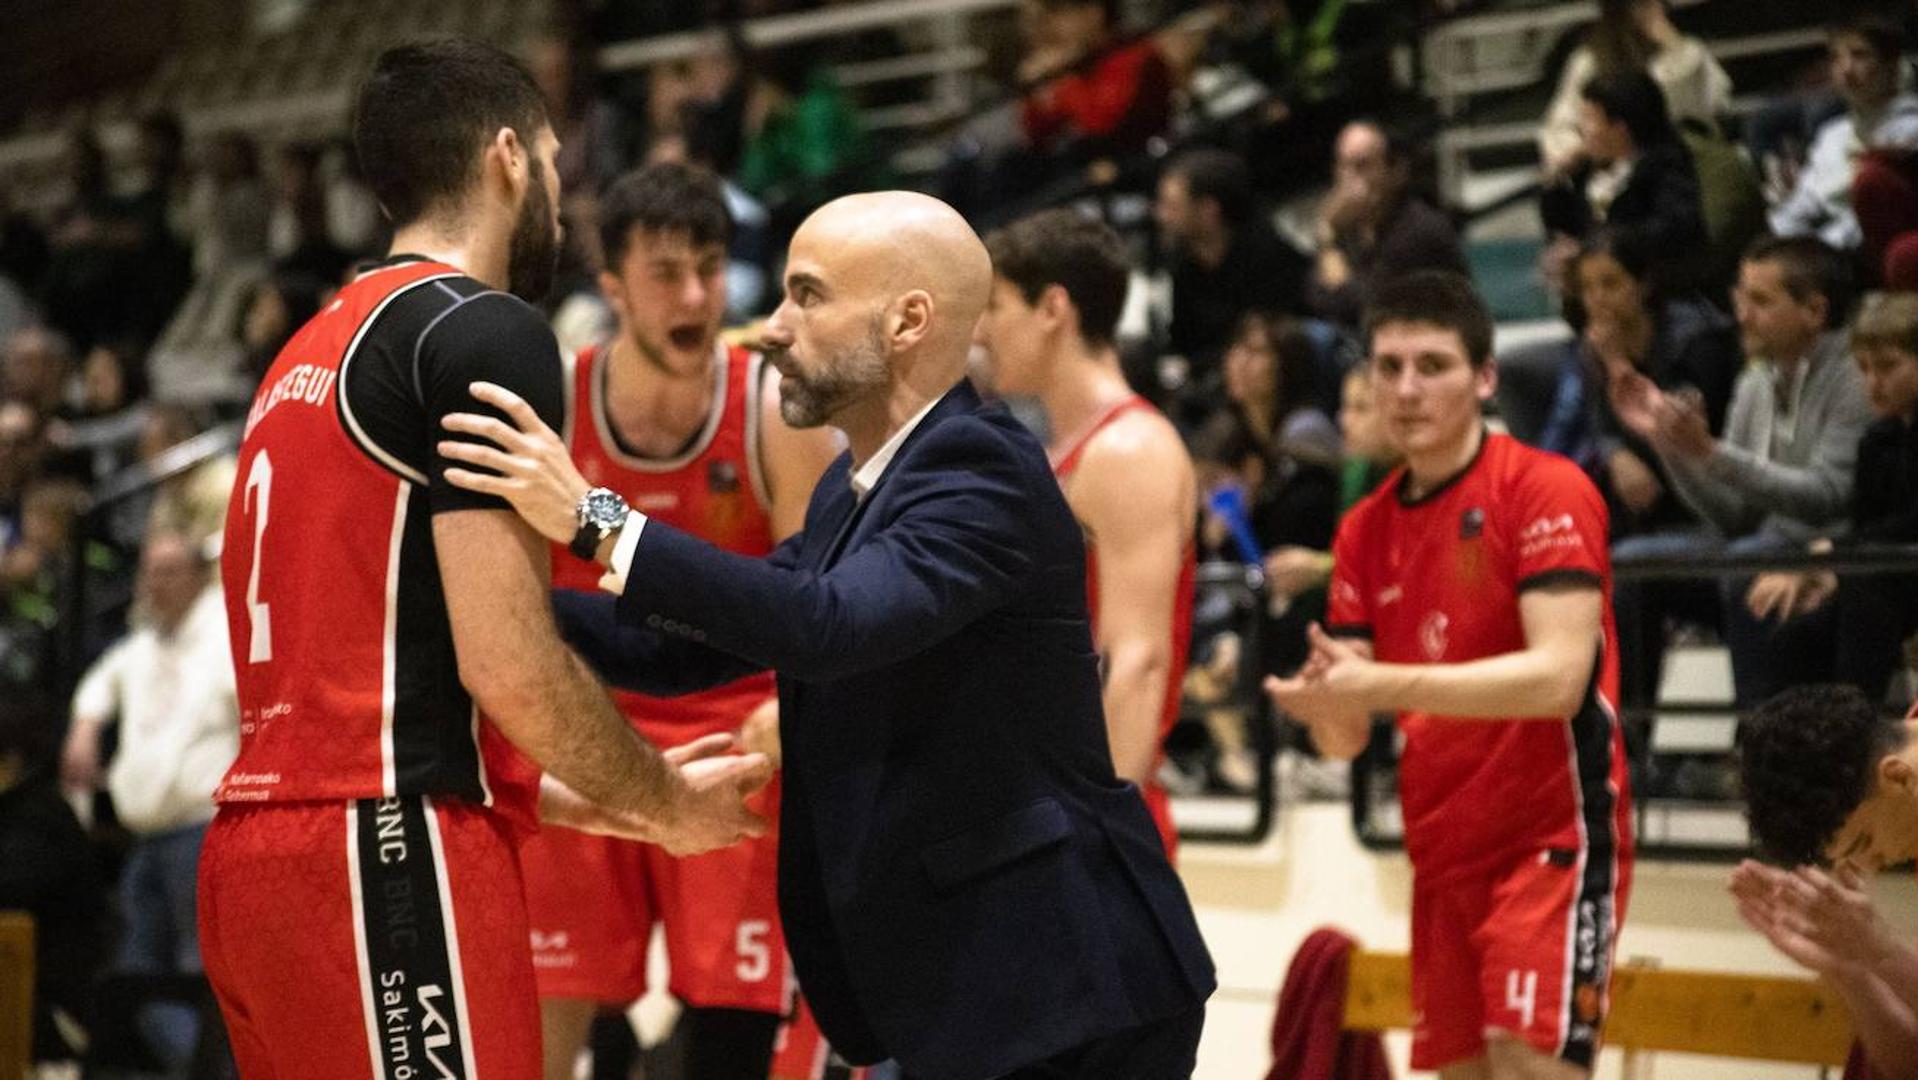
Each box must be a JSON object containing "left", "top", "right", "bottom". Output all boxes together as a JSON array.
[
  {"left": 708, "top": 459, "right": 741, "bottom": 494},
  {"left": 1459, "top": 507, "right": 1485, "bottom": 539}
]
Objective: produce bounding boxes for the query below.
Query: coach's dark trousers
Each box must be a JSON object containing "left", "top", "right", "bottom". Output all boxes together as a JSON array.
[{"left": 903, "top": 1005, "right": 1205, "bottom": 1080}]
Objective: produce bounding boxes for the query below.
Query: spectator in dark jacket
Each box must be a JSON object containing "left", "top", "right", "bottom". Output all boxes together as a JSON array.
[
  {"left": 1541, "top": 69, "right": 1707, "bottom": 297},
  {"left": 1305, "top": 121, "right": 1469, "bottom": 330},
  {"left": 1155, "top": 147, "right": 1310, "bottom": 391},
  {"left": 0, "top": 693, "right": 106, "bottom": 1062},
  {"left": 1577, "top": 229, "right": 1741, "bottom": 536},
  {"left": 1750, "top": 292, "right": 1918, "bottom": 703}
]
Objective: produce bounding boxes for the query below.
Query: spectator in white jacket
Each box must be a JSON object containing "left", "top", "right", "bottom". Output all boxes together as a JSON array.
[
  {"left": 1540, "top": 0, "right": 1733, "bottom": 178},
  {"left": 1770, "top": 13, "right": 1918, "bottom": 253},
  {"left": 60, "top": 529, "right": 237, "bottom": 1071}
]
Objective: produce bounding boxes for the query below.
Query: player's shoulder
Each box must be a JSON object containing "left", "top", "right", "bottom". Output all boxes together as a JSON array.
[
  {"left": 1488, "top": 433, "right": 1597, "bottom": 498},
  {"left": 1077, "top": 402, "right": 1189, "bottom": 483},
  {"left": 1343, "top": 467, "right": 1405, "bottom": 528}
]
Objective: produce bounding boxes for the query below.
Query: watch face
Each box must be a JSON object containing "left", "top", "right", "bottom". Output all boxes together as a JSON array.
[{"left": 584, "top": 489, "right": 626, "bottom": 527}]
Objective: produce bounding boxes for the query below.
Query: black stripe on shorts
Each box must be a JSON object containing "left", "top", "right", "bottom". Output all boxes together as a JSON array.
[{"left": 355, "top": 795, "right": 473, "bottom": 1080}]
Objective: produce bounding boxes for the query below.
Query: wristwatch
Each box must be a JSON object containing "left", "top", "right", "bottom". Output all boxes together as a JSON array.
[{"left": 571, "top": 487, "right": 629, "bottom": 560}]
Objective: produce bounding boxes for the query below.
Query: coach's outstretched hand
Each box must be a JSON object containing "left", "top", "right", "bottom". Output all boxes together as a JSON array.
[
  {"left": 539, "top": 733, "right": 774, "bottom": 855},
  {"left": 441, "top": 381, "right": 591, "bottom": 546}
]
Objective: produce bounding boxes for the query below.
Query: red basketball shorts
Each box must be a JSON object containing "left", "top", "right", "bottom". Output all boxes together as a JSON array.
[
  {"left": 197, "top": 795, "right": 540, "bottom": 1080},
  {"left": 519, "top": 773, "right": 788, "bottom": 1012},
  {"left": 1409, "top": 845, "right": 1631, "bottom": 1071}
]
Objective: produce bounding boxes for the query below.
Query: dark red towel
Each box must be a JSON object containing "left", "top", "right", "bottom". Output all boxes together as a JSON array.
[{"left": 1265, "top": 927, "right": 1393, "bottom": 1080}]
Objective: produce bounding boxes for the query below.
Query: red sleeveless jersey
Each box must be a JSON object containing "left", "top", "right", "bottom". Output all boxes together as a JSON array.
[
  {"left": 554, "top": 341, "right": 778, "bottom": 736},
  {"left": 216, "top": 260, "right": 539, "bottom": 822},
  {"left": 1052, "top": 394, "right": 1194, "bottom": 855}
]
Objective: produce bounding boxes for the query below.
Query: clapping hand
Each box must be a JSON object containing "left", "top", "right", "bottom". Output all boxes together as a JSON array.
[
  {"left": 440, "top": 382, "right": 592, "bottom": 546},
  {"left": 1263, "top": 623, "right": 1374, "bottom": 754},
  {"left": 1730, "top": 860, "right": 1891, "bottom": 978}
]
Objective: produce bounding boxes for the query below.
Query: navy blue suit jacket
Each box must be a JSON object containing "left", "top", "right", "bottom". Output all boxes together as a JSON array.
[{"left": 554, "top": 380, "right": 1215, "bottom": 1080}]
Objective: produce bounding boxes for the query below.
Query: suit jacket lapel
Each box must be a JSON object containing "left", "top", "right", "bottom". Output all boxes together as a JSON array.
[{"left": 817, "top": 380, "right": 983, "bottom": 570}]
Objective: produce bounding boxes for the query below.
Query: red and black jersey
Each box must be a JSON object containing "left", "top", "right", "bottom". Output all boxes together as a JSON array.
[
  {"left": 217, "top": 257, "right": 564, "bottom": 826},
  {"left": 1327, "top": 432, "right": 1633, "bottom": 882},
  {"left": 552, "top": 341, "right": 778, "bottom": 737}
]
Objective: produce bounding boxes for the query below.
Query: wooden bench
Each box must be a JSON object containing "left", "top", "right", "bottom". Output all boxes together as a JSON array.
[
  {"left": 1343, "top": 950, "right": 1854, "bottom": 1073},
  {"left": 0, "top": 911, "right": 33, "bottom": 1080}
]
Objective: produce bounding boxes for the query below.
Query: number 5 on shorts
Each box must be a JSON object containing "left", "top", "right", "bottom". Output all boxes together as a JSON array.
[{"left": 736, "top": 920, "right": 772, "bottom": 983}]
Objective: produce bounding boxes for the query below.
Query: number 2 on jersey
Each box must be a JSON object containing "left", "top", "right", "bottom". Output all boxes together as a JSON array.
[{"left": 242, "top": 449, "right": 274, "bottom": 663}]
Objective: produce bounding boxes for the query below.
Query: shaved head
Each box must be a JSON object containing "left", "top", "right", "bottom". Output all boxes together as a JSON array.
[
  {"left": 763, "top": 191, "right": 992, "bottom": 436},
  {"left": 792, "top": 191, "right": 993, "bottom": 353}
]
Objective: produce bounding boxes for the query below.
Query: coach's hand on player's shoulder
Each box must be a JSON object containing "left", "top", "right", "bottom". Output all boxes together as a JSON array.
[{"left": 440, "top": 381, "right": 590, "bottom": 545}]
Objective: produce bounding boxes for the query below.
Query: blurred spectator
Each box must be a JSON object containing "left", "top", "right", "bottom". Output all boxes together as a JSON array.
[
  {"left": 1856, "top": 145, "right": 1918, "bottom": 290},
  {"left": 140, "top": 403, "right": 236, "bottom": 550},
  {"left": 1539, "top": 0, "right": 1732, "bottom": 179},
  {"left": 0, "top": 184, "right": 49, "bottom": 302},
  {"left": 946, "top": 0, "right": 1172, "bottom": 224},
  {"left": 2, "top": 325, "right": 77, "bottom": 419},
  {"left": 528, "top": 29, "right": 641, "bottom": 199},
  {"left": 1540, "top": 70, "right": 1706, "bottom": 297},
  {"left": 0, "top": 400, "right": 47, "bottom": 550},
  {"left": 1155, "top": 147, "right": 1310, "bottom": 392},
  {"left": 1194, "top": 312, "right": 1340, "bottom": 673},
  {"left": 735, "top": 44, "right": 880, "bottom": 232},
  {"left": 238, "top": 271, "right": 326, "bottom": 385},
  {"left": 1745, "top": 293, "right": 1918, "bottom": 704},
  {"left": 320, "top": 138, "right": 384, "bottom": 257},
  {"left": 0, "top": 691, "right": 107, "bottom": 1063},
  {"left": 148, "top": 133, "right": 273, "bottom": 407},
  {"left": 266, "top": 142, "right": 352, "bottom": 285},
  {"left": 124, "top": 112, "right": 196, "bottom": 336},
  {"left": 0, "top": 478, "right": 90, "bottom": 690},
  {"left": 1305, "top": 121, "right": 1467, "bottom": 330},
  {"left": 52, "top": 341, "right": 151, "bottom": 482},
  {"left": 1771, "top": 14, "right": 1918, "bottom": 253},
  {"left": 62, "top": 529, "right": 236, "bottom": 1073},
  {"left": 1019, "top": 0, "right": 1173, "bottom": 167},
  {"left": 1575, "top": 230, "right": 1740, "bottom": 537},
  {"left": 1610, "top": 237, "right": 1872, "bottom": 709},
  {"left": 41, "top": 127, "right": 182, "bottom": 354}
]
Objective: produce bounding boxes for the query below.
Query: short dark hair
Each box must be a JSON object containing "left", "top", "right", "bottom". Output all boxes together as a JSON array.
[
  {"left": 1829, "top": 12, "right": 1907, "bottom": 62},
  {"left": 1577, "top": 228, "right": 1662, "bottom": 304},
  {"left": 1237, "top": 311, "right": 1323, "bottom": 427},
  {"left": 1745, "top": 234, "right": 1854, "bottom": 328},
  {"left": 1579, "top": 68, "right": 1679, "bottom": 150},
  {"left": 1740, "top": 684, "right": 1906, "bottom": 865},
  {"left": 1363, "top": 271, "right": 1494, "bottom": 367},
  {"left": 985, "top": 208, "right": 1131, "bottom": 348},
  {"left": 1164, "top": 147, "right": 1255, "bottom": 225},
  {"left": 596, "top": 163, "right": 734, "bottom": 271},
  {"left": 352, "top": 39, "right": 550, "bottom": 227}
]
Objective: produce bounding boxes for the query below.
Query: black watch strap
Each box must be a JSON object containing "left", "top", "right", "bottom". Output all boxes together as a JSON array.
[{"left": 570, "top": 519, "right": 608, "bottom": 561}]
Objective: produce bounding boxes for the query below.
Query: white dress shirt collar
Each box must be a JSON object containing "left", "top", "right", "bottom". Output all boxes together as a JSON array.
[{"left": 850, "top": 392, "right": 945, "bottom": 500}]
